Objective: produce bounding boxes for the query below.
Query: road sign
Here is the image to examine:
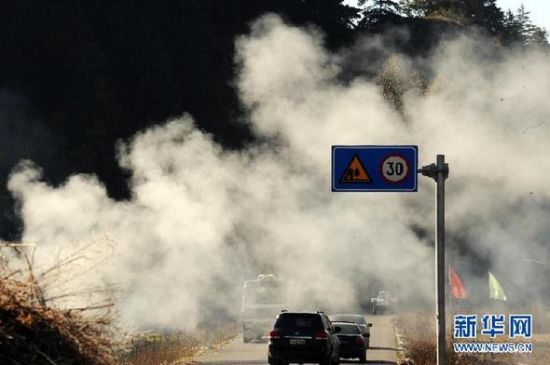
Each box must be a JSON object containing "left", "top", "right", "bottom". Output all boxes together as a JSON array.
[{"left": 332, "top": 145, "right": 418, "bottom": 192}]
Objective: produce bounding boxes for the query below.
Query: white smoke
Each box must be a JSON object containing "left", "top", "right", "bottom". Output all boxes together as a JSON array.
[{"left": 6, "top": 14, "right": 550, "bottom": 330}]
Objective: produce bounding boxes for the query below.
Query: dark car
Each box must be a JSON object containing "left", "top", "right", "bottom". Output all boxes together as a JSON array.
[
  {"left": 268, "top": 311, "right": 340, "bottom": 365},
  {"left": 329, "top": 314, "right": 372, "bottom": 348},
  {"left": 332, "top": 321, "right": 367, "bottom": 362}
]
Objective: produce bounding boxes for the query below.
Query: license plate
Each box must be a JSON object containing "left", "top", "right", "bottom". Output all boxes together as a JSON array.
[{"left": 290, "top": 339, "right": 305, "bottom": 345}]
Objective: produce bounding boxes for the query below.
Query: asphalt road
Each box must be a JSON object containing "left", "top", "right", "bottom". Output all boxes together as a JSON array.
[{"left": 193, "top": 315, "right": 398, "bottom": 365}]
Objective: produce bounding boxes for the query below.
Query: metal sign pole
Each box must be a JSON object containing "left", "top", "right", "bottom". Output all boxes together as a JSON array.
[
  {"left": 419, "top": 154, "right": 449, "bottom": 365},
  {"left": 331, "top": 146, "right": 447, "bottom": 363}
]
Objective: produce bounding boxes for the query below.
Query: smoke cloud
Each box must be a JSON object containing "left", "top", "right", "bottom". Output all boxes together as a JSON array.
[{"left": 6, "top": 14, "right": 550, "bottom": 330}]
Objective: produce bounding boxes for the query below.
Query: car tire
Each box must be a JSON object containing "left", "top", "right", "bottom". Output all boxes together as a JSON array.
[
  {"left": 359, "top": 351, "right": 366, "bottom": 363},
  {"left": 319, "top": 356, "right": 332, "bottom": 365}
]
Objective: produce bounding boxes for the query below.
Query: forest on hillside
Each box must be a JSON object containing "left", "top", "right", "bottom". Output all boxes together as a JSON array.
[{"left": 0, "top": 0, "right": 547, "bottom": 239}]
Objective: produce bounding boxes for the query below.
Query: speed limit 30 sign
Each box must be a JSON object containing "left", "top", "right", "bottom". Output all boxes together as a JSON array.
[
  {"left": 332, "top": 145, "right": 418, "bottom": 192},
  {"left": 381, "top": 154, "right": 409, "bottom": 183}
]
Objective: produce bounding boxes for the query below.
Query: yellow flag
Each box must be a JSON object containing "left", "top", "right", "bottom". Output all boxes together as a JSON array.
[{"left": 488, "top": 271, "right": 507, "bottom": 301}]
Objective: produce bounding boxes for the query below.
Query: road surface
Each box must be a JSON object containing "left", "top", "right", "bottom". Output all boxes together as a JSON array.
[{"left": 192, "top": 315, "right": 398, "bottom": 365}]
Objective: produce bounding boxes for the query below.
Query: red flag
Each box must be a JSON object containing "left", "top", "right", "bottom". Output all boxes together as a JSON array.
[{"left": 449, "top": 265, "right": 467, "bottom": 299}]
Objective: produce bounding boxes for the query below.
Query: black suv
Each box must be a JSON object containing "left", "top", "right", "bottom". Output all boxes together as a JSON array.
[{"left": 268, "top": 311, "right": 340, "bottom": 365}]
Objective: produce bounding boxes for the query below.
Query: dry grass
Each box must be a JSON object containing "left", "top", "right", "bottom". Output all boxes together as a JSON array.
[
  {"left": 120, "top": 323, "right": 239, "bottom": 365},
  {"left": 120, "top": 333, "right": 198, "bottom": 365},
  {"left": 0, "top": 240, "right": 241, "bottom": 365},
  {"left": 0, "top": 243, "right": 118, "bottom": 365}
]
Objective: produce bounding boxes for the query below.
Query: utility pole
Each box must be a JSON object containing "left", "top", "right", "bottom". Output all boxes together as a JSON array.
[{"left": 419, "top": 154, "right": 449, "bottom": 365}]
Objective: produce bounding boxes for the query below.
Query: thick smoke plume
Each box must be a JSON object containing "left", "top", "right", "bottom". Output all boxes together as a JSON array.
[{"left": 6, "top": 15, "right": 550, "bottom": 330}]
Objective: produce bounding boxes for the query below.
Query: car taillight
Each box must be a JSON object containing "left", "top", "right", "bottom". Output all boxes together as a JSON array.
[
  {"left": 353, "top": 336, "right": 364, "bottom": 345},
  {"left": 269, "top": 330, "right": 280, "bottom": 339},
  {"left": 314, "top": 330, "right": 328, "bottom": 340}
]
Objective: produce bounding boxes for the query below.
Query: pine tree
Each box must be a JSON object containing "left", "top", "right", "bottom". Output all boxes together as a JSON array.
[
  {"left": 529, "top": 28, "right": 549, "bottom": 47},
  {"left": 501, "top": 5, "right": 549, "bottom": 47},
  {"left": 359, "top": 0, "right": 402, "bottom": 27},
  {"left": 402, "top": 0, "right": 504, "bottom": 35},
  {"left": 502, "top": 10, "right": 524, "bottom": 45},
  {"left": 401, "top": 0, "right": 452, "bottom": 17},
  {"left": 360, "top": 0, "right": 401, "bottom": 14},
  {"left": 462, "top": 0, "right": 504, "bottom": 34}
]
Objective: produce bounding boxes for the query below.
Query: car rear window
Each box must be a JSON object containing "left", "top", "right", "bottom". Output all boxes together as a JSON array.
[
  {"left": 335, "top": 323, "right": 360, "bottom": 334},
  {"left": 275, "top": 314, "right": 323, "bottom": 330},
  {"left": 331, "top": 315, "right": 365, "bottom": 324}
]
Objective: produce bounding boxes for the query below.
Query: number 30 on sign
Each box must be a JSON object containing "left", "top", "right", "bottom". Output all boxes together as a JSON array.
[{"left": 382, "top": 155, "right": 409, "bottom": 183}]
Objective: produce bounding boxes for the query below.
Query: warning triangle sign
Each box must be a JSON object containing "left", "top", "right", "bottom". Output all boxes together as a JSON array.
[{"left": 340, "top": 155, "right": 372, "bottom": 183}]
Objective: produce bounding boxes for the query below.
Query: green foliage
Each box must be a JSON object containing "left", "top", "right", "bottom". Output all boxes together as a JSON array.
[
  {"left": 402, "top": 0, "right": 503, "bottom": 32},
  {"left": 359, "top": 0, "right": 401, "bottom": 13},
  {"left": 401, "top": 0, "right": 548, "bottom": 47},
  {"left": 358, "top": 0, "right": 402, "bottom": 27},
  {"left": 501, "top": 5, "right": 549, "bottom": 47},
  {"left": 401, "top": 0, "right": 453, "bottom": 17}
]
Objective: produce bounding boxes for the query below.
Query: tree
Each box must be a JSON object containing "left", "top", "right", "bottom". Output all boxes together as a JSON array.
[
  {"left": 358, "top": 0, "right": 402, "bottom": 27},
  {"left": 461, "top": 0, "right": 504, "bottom": 34},
  {"left": 401, "top": 0, "right": 453, "bottom": 17},
  {"left": 402, "top": 0, "right": 503, "bottom": 35},
  {"left": 515, "top": 4, "right": 549, "bottom": 47},
  {"left": 360, "top": 0, "right": 401, "bottom": 13},
  {"left": 501, "top": 5, "right": 549, "bottom": 47},
  {"left": 502, "top": 8, "right": 527, "bottom": 45},
  {"left": 529, "top": 28, "right": 549, "bottom": 47}
]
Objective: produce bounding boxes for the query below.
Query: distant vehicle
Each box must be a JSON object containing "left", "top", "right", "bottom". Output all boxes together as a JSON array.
[
  {"left": 329, "top": 314, "right": 372, "bottom": 348},
  {"left": 268, "top": 311, "right": 340, "bottom": 365},
  {"left": 370, "top": 290, "right": 395, "bottom": 315},
  {"left": 241, "top": 274, "right": 287, "bottom": 343},
  {"left": 331, "top": 321, "right": 368, "bottom": 363}
]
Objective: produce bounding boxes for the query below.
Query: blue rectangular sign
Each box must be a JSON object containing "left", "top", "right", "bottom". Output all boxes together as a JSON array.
[{"left": 332, "top": 145, "right": 418, "bottom": 192}]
